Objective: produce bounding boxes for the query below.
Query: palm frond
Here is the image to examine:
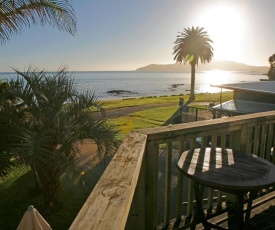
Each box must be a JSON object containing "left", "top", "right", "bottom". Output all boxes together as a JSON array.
[
  {"left": 0, "top": 0, "right": 76, "bottom": 43},
  {"left": 173, "top": 26, "right": 214, "bottom": 65}
]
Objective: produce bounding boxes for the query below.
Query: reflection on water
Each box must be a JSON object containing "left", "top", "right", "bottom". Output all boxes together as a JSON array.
[
  {"left": 198, "top": 70, "right": 233, "bottom": 93},
  {"left": 202, "top": 70, "right": 233, "bottom": 85},
  {"left": 196, "top": 70, "right": 267, "bottom": 94}
]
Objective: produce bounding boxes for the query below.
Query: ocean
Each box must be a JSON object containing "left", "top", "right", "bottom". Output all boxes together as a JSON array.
[{"left": 0, "top": 70, "right": 268, "bottom": 100}]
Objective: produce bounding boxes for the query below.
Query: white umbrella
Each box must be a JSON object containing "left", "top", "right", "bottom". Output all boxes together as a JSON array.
[{"left": 17, "top": 205, "right": 52, "bottom": 230}]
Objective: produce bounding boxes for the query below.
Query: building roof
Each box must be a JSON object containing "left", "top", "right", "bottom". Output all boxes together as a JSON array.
[
  {"left": 211, "top": 81, "right": 275, "bottom": 96},
  {"left": 212, "top": 100, "right": 275, "bottom": 114}
]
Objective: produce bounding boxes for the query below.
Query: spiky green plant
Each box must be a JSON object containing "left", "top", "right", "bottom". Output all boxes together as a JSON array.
[{"left": 0, "top": 67, "right": 117, "bottom": 212}]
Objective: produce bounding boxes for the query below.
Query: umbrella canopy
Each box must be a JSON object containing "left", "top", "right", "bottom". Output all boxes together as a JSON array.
[{"left": 17, "top": 205, "right": 52, "bottom": 230}]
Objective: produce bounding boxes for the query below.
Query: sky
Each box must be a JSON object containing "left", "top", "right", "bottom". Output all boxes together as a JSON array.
[{"left": 0, "top": 0, "right": 274, "bottom": 72}]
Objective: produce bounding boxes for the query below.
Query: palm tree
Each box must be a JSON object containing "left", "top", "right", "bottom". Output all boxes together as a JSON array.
[
  {"left": 173, "top": 26, "right": 214, "bottom": 103},
  {"left": 1, "top": 67, "right": 117, "bottom": 212},
  {"left": 0, "top": 0, "right": 76, "bottom": 43},
  {"left": 268, "top": 54, "right": 275, "bottom": 80}
]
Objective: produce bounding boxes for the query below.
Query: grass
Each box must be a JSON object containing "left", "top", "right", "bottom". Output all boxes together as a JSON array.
[
  {"left": 0, "top": 92, "right": 233, "bottom": 229},
  {"left": 111, "top": 106, "right": 180, "bottom": 140},
  {"left": 0, "top": 165, "right": 88, "bottom": 230},
  {"left": 109, "top": 91, "right": 233, "bottom": 140},
  {"left": 102, "top": 91, "right": 233, "bottom": 110}
]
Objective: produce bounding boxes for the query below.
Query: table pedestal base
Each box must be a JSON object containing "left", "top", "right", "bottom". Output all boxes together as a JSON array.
[{"left": 191, "top": 182, "right": 257, "bottom": 230}]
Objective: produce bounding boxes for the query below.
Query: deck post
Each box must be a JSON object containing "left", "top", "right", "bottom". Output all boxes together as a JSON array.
[
  {"left": 145, "top": 140, "right": 159, "bottom": 229},
  {"left": 127, "top": 153, "right": 146, "bottom": 229}
]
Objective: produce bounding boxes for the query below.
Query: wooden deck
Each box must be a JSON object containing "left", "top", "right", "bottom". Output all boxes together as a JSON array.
[
  {"left": 196, "top": 191, "right": 275, "bottom": 230},
  {"left": 70, "top": 111, "right": 275, "bottom": 230},
  {"left": 248, "top": 200, "right": 275, "bottom": 230},
  {"left": 162, "top": 191, "right": 275, "bottom": 229}
]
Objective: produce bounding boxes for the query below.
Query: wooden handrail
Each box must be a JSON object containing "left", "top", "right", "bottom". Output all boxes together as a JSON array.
[
  {"left": 70, "top": 132, "right": 147, "bottom": 230},
  {"left": 138, "top": 111, "right": 275, "bottom": 140}
]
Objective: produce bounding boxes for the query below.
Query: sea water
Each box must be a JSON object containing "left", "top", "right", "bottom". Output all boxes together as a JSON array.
[{"left": 0, "top": 71, "right": 267, "bottom": 100}]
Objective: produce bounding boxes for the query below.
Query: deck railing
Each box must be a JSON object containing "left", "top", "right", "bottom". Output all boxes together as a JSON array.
[{"left": 70, "top": 111, "right": 275, "bottom": 230}]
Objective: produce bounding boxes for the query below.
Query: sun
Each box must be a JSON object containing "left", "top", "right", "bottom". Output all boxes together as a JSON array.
[{"left": 195, "top": 3, "right": 245, "bottom": 62}]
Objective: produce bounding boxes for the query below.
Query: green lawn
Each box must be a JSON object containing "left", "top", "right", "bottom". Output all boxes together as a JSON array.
[
  {"left": 102, "top": 91, "right": 233, "bottom": 110},
  {"left": 109, "top": 91, "right": 233, "bottom": 140},
  {"left": 111, "top": 106, "right": 180, "bottom": 140},
  {"left": 0, "top": 91, "right": 233, "bottom": 229},
  {"left": 0, "top": 166, "right": 88, "bottom": 230}
]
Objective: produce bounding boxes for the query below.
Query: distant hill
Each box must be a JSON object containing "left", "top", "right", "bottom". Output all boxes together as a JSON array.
[{"left": 135, "top": 60, "right": 269, "bottom": 73}]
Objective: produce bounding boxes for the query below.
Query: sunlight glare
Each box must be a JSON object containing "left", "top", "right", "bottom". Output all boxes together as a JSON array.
[
  {"left": 204, "top": 70, "right": 232, "bottom": 85},
  {"left": 199, "top": 70, "right": 233, "bottom": 93},
  {"left": 196, "top": 3, "right": 245, "bottom": 62}
]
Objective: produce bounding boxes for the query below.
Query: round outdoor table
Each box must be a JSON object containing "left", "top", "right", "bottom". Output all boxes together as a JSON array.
[{"left": 177, "top": 147, "right": 275, "bottom": 230}]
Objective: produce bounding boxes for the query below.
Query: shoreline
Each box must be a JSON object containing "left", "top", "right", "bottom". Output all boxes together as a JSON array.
[
  {"left": 102, "top": 91, "right": 230, "bottom": 102},
  {"left": 101, "top": 91, "right": 234, "bottom": 113}
]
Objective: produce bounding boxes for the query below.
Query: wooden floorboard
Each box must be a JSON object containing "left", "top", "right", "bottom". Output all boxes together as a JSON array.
[{"left": 195, "top": 191, "right": 275, "bottom": 229}]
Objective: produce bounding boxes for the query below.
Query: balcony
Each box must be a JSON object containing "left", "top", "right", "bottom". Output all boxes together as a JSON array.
[{"left": 70, "top": 111, "right": 275, "bottom": 229}]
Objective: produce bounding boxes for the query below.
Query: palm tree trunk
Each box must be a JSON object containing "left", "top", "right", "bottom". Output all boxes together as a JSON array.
[
  {"left": 189, "top": 62, "right": 196, "bottom": 102},
  {"left": 41, "top": 172, "right": 62, "bottom": 213}
]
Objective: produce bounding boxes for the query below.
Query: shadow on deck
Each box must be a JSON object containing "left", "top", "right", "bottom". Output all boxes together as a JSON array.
[
  {"left": 164, "top": 191, "right": 275, "bottom": 229},
  {"left": 196, "top": 191, "right": 275, "bottom": 230}
]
